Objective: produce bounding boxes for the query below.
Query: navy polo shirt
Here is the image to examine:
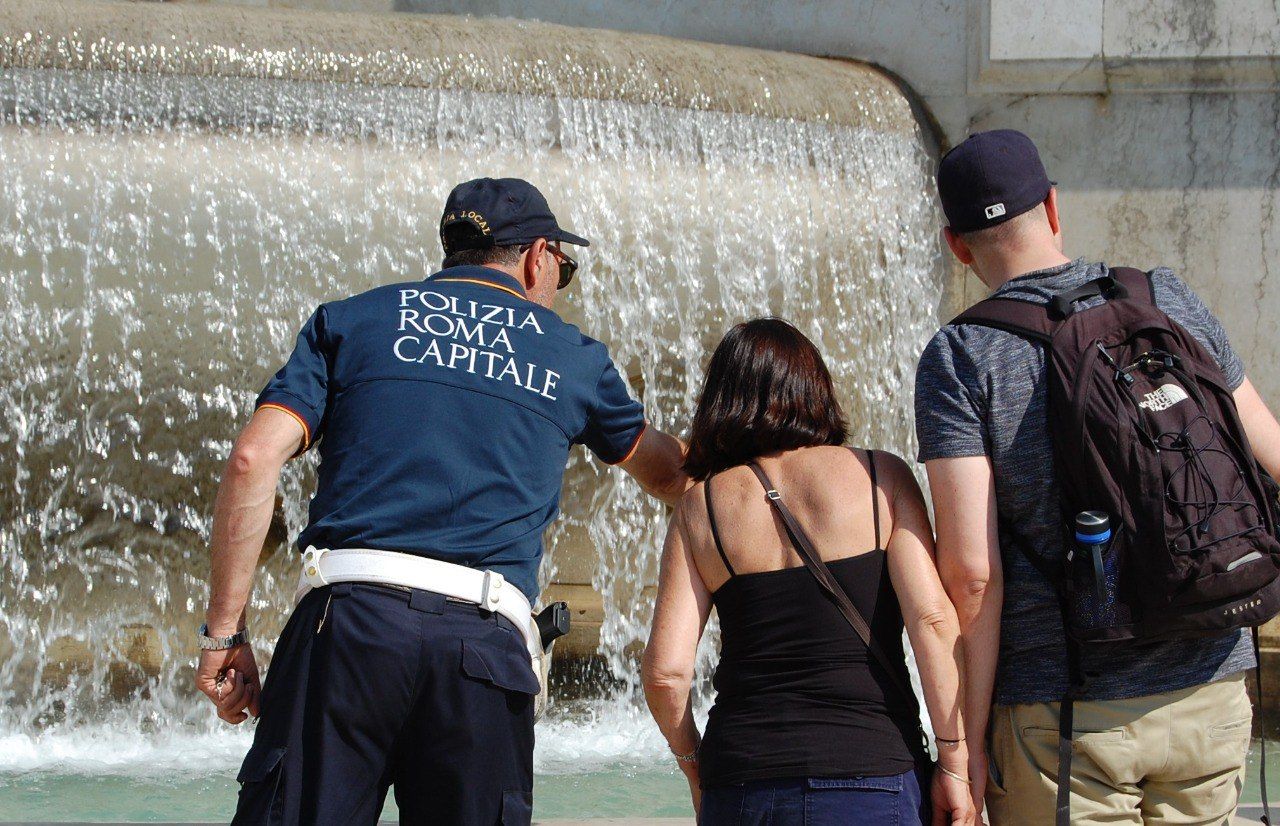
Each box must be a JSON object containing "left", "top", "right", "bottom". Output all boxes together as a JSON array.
[{"left": 255, "top": 265, "right": 647, "bottom": 602}]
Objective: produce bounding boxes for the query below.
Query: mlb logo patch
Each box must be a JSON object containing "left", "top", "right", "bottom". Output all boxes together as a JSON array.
[{"left": 985, "top": 203, "right": 1006, "bottom": 220}]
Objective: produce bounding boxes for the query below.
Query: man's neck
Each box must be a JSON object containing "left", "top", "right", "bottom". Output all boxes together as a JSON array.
[{"left": 975, "top": 248, "right": 1073, "bottom": 291}]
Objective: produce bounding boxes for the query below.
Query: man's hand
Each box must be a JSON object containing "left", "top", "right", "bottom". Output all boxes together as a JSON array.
[
  {"left": 196, "top": 644, "right": 262, "bottom": 724},
  {"left": 968, "top": 747, "right": 989, "bottom": 817}
]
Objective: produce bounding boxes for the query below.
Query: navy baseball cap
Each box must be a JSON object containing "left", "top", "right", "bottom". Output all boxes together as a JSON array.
[
  {"left": 937, "top": 130, "right": 1055, "bottom": 233},
  {"left": 440, "top": 177, "right": 589, "bottom": 255}
]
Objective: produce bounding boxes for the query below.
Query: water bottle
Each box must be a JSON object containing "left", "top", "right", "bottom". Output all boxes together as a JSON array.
[{"left": 1074, "top": 511, "right": 1112, "bottom": 614}]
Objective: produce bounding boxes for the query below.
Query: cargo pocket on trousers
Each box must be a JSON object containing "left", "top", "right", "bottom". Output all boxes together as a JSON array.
[
  {"left": 460, "top": 638, "right": 540, "bottom": 711},
  {"left": 500, "top": 788, "right": 533, "bottom": 826},
  {"left": 234, "top": 745, "right": 286, "bottom": 825}
]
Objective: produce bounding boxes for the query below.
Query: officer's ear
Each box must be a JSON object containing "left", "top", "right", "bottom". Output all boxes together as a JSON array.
[{"left": 521, "top": 237, "right": 548, "bottom": 290}]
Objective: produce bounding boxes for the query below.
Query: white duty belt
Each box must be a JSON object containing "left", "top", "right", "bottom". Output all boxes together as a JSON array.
[{"left": 294, "top": 547, "right": 552, "bottom": 718}]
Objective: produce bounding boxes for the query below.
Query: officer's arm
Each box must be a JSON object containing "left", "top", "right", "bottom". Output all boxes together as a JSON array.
[
  {"left": 925, "top": 455, "right": 1002, "bottom": 813},
  {"left": 1235, "top": 377, "right": 1280, "bottom": 480},
  {"left": 617, "top": 427, "right": 691, "bottom": 508},
  {"left": 205, "top": 407, "right": 305, "bottom": 637}
]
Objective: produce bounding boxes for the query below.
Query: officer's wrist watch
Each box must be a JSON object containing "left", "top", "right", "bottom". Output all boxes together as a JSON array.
[{"left": 198, "top": 623, "right": 250, "bottom": 651}]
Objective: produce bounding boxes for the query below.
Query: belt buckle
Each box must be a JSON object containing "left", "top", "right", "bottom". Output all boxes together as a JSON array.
[{"left": 480, "top": 569, "right": 505, "bottom": 611}]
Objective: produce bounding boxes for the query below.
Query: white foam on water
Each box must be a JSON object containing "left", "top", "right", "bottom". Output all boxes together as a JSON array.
[
  {"left": 0, "top": 726, "right": 254, "bottom": 777},
  {"left": 0, "top": 708, "right": 676, "bottom": 778}
]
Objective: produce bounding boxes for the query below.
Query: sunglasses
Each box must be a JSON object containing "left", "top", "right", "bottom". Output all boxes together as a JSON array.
[{"left": 522, "top": 242, "right": 578, "bottom": 290}]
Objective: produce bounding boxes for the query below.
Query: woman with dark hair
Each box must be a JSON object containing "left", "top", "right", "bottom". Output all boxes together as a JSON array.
[{"left": 642, "top": 319, "right": 975, "bottom": 825}]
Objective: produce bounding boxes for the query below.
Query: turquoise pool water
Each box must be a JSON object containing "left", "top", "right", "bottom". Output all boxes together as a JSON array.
[
  {"left": 0, "top": 769, "right": 692, "bottom": 821},
  {"left": 1, "top": 744, "right": 1272, "bottom": 821},
  {"left": 0, "top": 701, "right": 696, "bottom": 821}
]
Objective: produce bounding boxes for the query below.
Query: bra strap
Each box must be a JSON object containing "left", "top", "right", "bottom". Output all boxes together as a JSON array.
[
  {"left": 866, "top": 448, "right": 883, "bottom": 551},
  {"left": 845, "top": 446, "right": 884, "bottom": 550},
  {"left": 704, "top": 474, "right": 735, "bottom": 577}
]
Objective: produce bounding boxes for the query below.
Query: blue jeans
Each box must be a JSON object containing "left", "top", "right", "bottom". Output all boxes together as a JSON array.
[{"left": 700, "top": 770, "right": 929, "bottom": 826}]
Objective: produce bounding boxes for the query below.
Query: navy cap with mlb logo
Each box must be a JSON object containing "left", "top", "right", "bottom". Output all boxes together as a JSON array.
[
  {"left": 440, "top": 177, "right": 590, "bottom": 255},
  {"left": 937, "top": 130, "right": 1056, "bottom": 233}
]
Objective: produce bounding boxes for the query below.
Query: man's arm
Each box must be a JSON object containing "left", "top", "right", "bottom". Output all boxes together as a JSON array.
[
  {"left": 196, "top": 406, "right": 304, "bottom": 723},
  {"left": 1235, "top": 377, "right": 1280, "bottom": 479},
  {"left": 925, "top": 455, "right": 1003, "bottom": 812},
  {"left": 618, "top": 427, "right": 690, "bottom": 508}
]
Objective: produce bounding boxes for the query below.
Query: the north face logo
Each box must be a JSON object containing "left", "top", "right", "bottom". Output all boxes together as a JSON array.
[{"left": 1139, "top": 383, "right": 1190, "bottom": 412}]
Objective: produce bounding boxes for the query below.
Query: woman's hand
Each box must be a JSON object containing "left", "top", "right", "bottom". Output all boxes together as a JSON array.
[
  {"left": 931, "top": 764, "right": 978, "bottom": 825},
  {"left": 679, "top": 759, "right": 702, "bottom": 817}
]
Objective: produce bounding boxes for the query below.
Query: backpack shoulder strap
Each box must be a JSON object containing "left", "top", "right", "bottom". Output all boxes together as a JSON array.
[
  {"left": 950, "top": 296, "right": 1055, "bottom": 344},
  {"left": 1108, "top": 266, "right": 1156, "bottom": 305},
  {"left": 950, "top": 268, "right": 1152, "bottom": 340}
]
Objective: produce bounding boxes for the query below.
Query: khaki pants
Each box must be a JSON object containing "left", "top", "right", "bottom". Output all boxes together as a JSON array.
[{"left": 986, "top": 673, "right": 1252, "bottom": 825}]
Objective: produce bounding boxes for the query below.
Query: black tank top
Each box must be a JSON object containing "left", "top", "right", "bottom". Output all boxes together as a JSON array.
[{"left": 699, "top": 450, "right": 927, "bottom": 788}]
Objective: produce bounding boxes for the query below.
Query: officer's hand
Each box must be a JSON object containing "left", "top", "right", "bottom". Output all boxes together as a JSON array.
[{"left": 197, "top": 645, "right": 262, "bottom": 724}]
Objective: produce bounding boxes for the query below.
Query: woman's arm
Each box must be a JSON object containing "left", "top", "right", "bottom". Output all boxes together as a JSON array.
[
  {"left": 642, "top": 497, "right": 714, "bottom": 810},
  {"left": 878, "top": 453, "right": 976, "bottom": 825}
]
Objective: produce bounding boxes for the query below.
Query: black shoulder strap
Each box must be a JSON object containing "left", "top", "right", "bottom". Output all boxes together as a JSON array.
[
  {"left": 951, "top": 296, "right": 1055, "bottom": 343},
  {"left": 850, "top": 446, "right": 884, "bottom": 551},
  {"left": 1108, "top": 266, "right": 1156, "bottom": 305},
  {"left": 745, "top": 461, "right": 919, "bottom": 713},
  {"left": 1255, "top": 627, "right": 1274, "bottom": 825},
  {"left": 951, "top": 267, "right": 1154, "bottom": 343},
  {"left": 704, "top": 474, "right": 735, "bottom": 578}
]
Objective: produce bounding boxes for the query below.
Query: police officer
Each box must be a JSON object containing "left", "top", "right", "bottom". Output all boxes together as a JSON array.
[{"left": 195, "top": 178, "right": 690, "bottom": 825}]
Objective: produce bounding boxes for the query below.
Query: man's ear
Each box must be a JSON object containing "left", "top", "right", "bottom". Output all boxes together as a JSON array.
[
  {"left": 942, "top": 226, "right": 973, "bottom": 266},
  {"left": 521, "top": 237, "right": 547, "bottom": 291},
  {"left": 1045, "top": 188, "right": 1062, "bottom": 238}
]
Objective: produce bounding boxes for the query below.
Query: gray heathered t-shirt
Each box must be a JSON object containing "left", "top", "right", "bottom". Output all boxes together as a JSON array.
[{"left": 915, "top": 259, "right": 1255, "bottom": 706}]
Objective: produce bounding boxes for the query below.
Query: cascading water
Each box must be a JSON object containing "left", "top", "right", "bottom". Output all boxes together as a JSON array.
[{"left": 0, "top": 6, "right": 948, "bottom": 818}]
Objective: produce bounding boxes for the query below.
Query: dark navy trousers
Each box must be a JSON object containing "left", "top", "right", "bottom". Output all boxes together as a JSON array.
[
  {"left": 231, "top": 583, "right": 538, "bottom": 826},
  {"left": 699, "top": 770, "right": 930, "bottom": 826}
]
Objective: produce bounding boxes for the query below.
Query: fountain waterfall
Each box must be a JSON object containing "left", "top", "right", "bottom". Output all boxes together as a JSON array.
[{"left": 0, "top": 0, "right": 949, "bottom": 812}]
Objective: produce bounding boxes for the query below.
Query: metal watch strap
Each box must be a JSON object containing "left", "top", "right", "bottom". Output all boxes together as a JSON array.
[{"left": 198, "top": 623, "right": 249, "bottom": 651}]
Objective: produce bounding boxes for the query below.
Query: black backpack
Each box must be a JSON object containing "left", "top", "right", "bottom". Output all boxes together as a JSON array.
[{"left": 953, "top": 266, "right": 1280, "bottom": 825}]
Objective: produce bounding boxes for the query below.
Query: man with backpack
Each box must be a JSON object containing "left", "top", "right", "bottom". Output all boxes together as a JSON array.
[{"left": 916, "top": 129, "right": 1280, "bottom": 824}]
